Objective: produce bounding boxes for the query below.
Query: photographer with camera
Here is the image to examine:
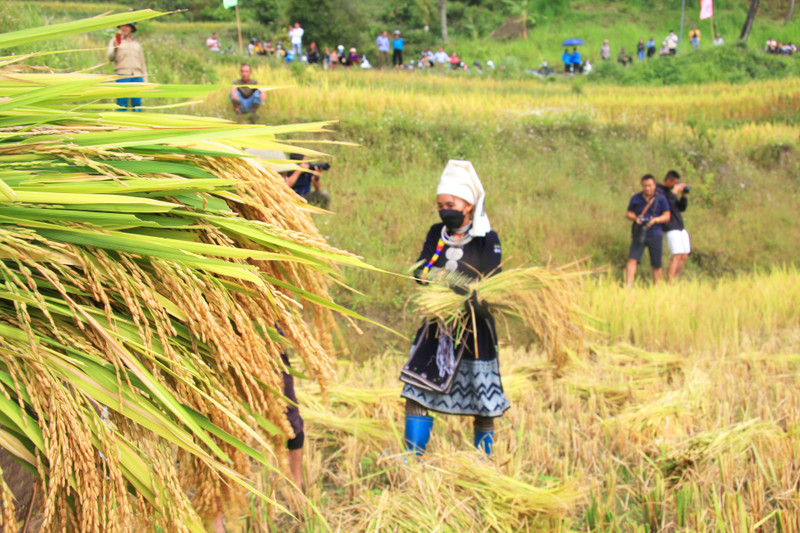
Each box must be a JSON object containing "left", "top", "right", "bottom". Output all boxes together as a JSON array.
[
  {"left": 625, "top": 174, "right": 670, "bottom": 288},
  {"left": 658, "top": 170, "right": 691, "bottom": 283},
  {"left": 285, "top": 153, "right": 331, "bottom": 209}
]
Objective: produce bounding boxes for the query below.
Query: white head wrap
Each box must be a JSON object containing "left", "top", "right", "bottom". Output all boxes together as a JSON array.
[{"left": 436, "top": 159, "right": 491, "bottom": 237}]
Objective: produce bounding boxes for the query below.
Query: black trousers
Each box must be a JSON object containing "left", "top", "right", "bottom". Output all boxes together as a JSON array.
[{"left": 393, "top": 49, "right": 403, "bottom": 66}]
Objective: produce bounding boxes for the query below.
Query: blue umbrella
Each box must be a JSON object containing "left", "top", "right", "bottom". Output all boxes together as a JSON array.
[{"left": 562, "top": 38, "right": 585, "bottom": 46}]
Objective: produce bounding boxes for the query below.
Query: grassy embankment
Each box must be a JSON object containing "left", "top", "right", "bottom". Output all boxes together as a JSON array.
[{"left": 7, "top": 3, "right": 800, "bottom": 530}]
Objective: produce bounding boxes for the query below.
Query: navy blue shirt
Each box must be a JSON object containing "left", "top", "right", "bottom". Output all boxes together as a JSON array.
[
  {"left": 291, "top": 172, "right": 313, "bottom": 196},
  {"left": 627, "top": 192, "right": 669, "bottom": 237}
]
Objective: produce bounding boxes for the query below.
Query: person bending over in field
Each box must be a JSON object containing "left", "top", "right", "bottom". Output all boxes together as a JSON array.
[
  {"left": 400, "top": 160, "right": 508, "bottom": 457},
  {"left": 658, "top": 170, "right": 691, "bottom": 283},
  {"left": 625, "top": 174, "right": 671, "bottom": 288},
  {"left": 230, "top": 64, "right": 265, "bottom": 123}
]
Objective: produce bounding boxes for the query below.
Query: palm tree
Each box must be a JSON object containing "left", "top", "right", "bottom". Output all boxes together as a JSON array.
[
  {"left": 0, "top": 10, "right": 374, "bottom": 531},
  {"left": 501, "top": 0, "right": 537, "bottom": 40}
]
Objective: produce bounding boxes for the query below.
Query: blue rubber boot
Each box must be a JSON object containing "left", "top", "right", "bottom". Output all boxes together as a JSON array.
[
  {"left": 404, "top": 414, "right": 433, "bottom": 455},
  {"left": 474, "top": 429, "right": 494, "bottom": 456}
]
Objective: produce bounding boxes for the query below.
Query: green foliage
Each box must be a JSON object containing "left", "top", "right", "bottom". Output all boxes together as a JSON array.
[
  {"left": 287, "top": 0, "right": 368, "bottom": 49},
  {"left": 591, "top": 44, "right": 800, "bottom": 85}
]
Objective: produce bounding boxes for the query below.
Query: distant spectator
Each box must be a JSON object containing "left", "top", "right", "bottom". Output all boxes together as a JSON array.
[
  {"left": 252, "top": 39, "right": 263, "bottom": 55},
  {"left": 107, "top": 22, "right": 147, "bottom": 112},
  {"left": 392, "top": 30, "right": 404, "bottom": 67},
  {"left": 600, "top": 39, "right": 611, "bottom": 61},
  {"left": 765, "top": 38, "right": 778, "bottom": 54},
  {"left": 637, "top": 38, "right": 645, "bottom": 61},
  {"left": 230, "top": 64, "right": 264, "bottom": 122},
  {"left": 418, "top": 52, "right": 434, "bottom": 69},
  {"left": 337, "top": 45, "right": 348, "bottom": 67},
  {"left": 434, "top": 47, "right": 449, "bottom": 64},
  {"left": 247, "top": 37, "right": 256, "bottom": 56},
  {"left": 571, "top": 47, "right": 582, "bottom": 72},
  {"left": 689, "top": 24, "right": 701, "bottom": 50},
  {"left": 289, "top": 22, "right": 304, "bottom": 59},
  {"left": 659, "top": 41, "right": 670, "bottom": 56},
  {"left": 617, "top": 46, "right": 632, "bottom": 67},
  {"left": 307, "top": 42, "right": 320, "bottom": 65},
  {"left": 376, "top": 30, "right": 390, "bottom": 68},
  {"left": 206, "top": 32, "right": 220, "bottom": 53},
  {"left": 646, "top": 37, "right": 656, "bottom": 58},
  {"left": 713, "top": 33, "right": 724, "bottom": 46},
  {"left": 328, "top": 47, "right": 339, "bottom": 70},
  {"left": 361, "top": 55, "right": 372, "bottom": 69},
  {"left": 264, "top": 41, "right": 275, "bottom": 55},
  {"left": 275, "top": 41, "right": 285, "bottom": 60},
  {"left": 666, "top": 31, "right": 679, "bottom": 55},
  {"left": 449, "top": 51, "right": 461, "bottom": 68},
  {"left": 562, "top": 47, "right": 573, "bottom": 72},
  {"left": 537, "top": 60, "right": 553, "bottom": 76},
  {"left": 346, "top": 48, "right": 359, "bottom": 66}
]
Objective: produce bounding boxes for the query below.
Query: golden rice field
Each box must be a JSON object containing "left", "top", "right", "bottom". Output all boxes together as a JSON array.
[
  {"left": 240, "top": 268, "right": 800, "bottom": 532},
  {"left": 199, "top": 66, "right": 800, "bottom": 151}
]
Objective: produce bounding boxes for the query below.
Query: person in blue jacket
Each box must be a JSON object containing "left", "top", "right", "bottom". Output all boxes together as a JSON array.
[
  {"left": 571, "top": 47, "right": 582, "bottom": 72},
  {"left": 392, "top": 30, "right": 404, "bottom": 67},
  {"left": 562, "top": 47, "right": 573, "bottom": 72},
  {"left": 401, "top": 160, "right": 509, "bottom": 457}
]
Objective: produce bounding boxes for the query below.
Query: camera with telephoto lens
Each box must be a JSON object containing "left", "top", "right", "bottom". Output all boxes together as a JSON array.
[
  {"left": 308, "top": 162, "right": 331, "bottom": 172},
  {"left": 636, "top": 216, "right": 651, "bottom": 244},
  {"left": 683, "top": 185, "right": 691, "bottom": 193}
]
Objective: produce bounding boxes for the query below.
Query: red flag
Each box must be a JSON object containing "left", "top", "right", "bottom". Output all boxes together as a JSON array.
[{"left": 700, "top": 0, "right": 713, "bottom": 19}]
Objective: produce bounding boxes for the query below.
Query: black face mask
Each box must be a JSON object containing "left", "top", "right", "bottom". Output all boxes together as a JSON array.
[{"left": 439, "top": 209, "right": 465, "bottom": 231}]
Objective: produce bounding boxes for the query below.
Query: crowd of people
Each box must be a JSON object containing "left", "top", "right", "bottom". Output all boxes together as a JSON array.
[
  {"left": 765, "top": 38, "right": 797, "bottom": 55},
  {"left": 208, "top": 25, "right": 500, "bottom": 72},
  {"left": 208, "top": 16, "right": 800, "bottom": 84}
]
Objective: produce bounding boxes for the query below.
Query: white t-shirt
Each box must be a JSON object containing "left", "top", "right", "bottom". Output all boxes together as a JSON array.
[
  {"left": 666, "top": 34, "right": 678, "bottom": 49},
  {"left": 206, "top": 37, "right": 220, "bottom": 52},
  {"left": 434, "top": 51, "right": 449, "bottom": 63},
  {"left": 289, "top": 27, "right": 304, "bottom": 45}
]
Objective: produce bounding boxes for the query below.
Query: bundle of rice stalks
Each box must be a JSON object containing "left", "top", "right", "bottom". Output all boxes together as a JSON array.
[
  {"left": 337, "top": 452, "right": 579, "bottom": 531},
  {"left": 412, "top": 264, "right": 592, "bottom": 369},
  {"left": 658, "top": 420, "right": 782, "bottom": 478},
  {"left": 0, "top": 11, "right": 376, "bottom": 531}
]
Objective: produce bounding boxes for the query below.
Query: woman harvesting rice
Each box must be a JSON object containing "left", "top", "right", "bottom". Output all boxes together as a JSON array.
[{"left": 401, "top": 160, "right": 509, "bottom": 456}]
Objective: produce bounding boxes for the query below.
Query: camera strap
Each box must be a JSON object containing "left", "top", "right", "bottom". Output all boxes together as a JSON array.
[{"left": 639, "top": 195, "right": 656, "bottom": 218}]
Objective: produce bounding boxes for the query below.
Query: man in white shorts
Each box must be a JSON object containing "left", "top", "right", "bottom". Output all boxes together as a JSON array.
[{"left": 658, "top": 170, "right": 690, "bottom": 282}]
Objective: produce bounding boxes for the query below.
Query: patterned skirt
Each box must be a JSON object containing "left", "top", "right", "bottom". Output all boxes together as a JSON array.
[{"left": 401, "top": 358, "right": 511, "bottom": 417}]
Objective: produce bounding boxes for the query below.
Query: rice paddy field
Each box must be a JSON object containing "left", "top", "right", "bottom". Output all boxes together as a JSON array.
[
  {"left": 200, "top": 59, "right": 800, "bottom": 533},
  {"left": 4, "top": 2, "right": 800, "bottom": 532}
]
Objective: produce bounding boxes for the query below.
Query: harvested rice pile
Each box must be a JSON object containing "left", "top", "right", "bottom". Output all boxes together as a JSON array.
[{"left": 0, "top": 11, "right": 369, "bottom": 531}]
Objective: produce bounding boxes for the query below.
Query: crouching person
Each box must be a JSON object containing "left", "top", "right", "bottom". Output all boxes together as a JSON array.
[{"left": 230, "top": 64, "right": 265, "bottom": 122}]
